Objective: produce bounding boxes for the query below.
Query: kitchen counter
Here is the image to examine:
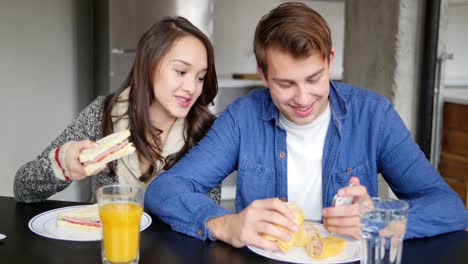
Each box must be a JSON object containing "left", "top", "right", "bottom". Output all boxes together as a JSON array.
[
  {"left": 218, "top": 78, "right": 263, "bottom": 89},
  {"left": 444, "top": 86, "right": 468, "bottom": 105}
]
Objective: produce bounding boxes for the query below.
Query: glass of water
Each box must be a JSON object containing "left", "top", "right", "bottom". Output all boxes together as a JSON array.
[{"left": 359, "top": 197, "right": 409, "bottom": 264}]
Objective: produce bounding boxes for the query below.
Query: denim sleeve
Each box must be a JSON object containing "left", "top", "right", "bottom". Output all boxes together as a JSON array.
[
  {"left": 144, "top": 104, "right": 240, "bottom": 240},
  {"left": 377, "top": 103, "right": 468, "bottom": 239}
]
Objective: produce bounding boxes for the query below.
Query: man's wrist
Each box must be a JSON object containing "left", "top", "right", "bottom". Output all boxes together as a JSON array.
[{"left": 206, "top": 214, "right": 231, "bottom": 241}]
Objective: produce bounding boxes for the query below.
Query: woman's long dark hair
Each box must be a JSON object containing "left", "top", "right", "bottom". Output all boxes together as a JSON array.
[{"left": 102, "top": 16, "right": 218, "bottom": 181}]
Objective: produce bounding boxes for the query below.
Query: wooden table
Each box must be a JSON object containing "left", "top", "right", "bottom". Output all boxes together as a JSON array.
[{"left": 0, "top": 196, "right": 467, "bottom": 263}]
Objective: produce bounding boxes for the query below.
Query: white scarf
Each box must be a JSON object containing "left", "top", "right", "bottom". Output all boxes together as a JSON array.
[{"left": 111, "top": 88, "right": 186, "bottom": 189}]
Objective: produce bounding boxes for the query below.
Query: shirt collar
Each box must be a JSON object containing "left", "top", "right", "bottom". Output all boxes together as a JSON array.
[{"left": 329, "top": 80, "right": 348, "bottom": 121}]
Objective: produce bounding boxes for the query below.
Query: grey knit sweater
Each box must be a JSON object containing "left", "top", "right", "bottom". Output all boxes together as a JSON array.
[{"left": 14, "top": 97, "right": 221, "bottom": 204}]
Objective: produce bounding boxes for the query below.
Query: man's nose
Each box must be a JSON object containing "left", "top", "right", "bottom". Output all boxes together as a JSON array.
[{"left": 294, "top": 85, "right": 310, "bottom": 105}]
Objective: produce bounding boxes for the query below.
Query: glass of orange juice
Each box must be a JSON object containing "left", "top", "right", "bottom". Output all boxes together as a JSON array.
[{"left": 97, "top": 184, "right": 144, "bottom": 264}]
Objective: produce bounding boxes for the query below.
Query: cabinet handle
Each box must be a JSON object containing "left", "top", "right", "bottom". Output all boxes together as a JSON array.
[{"left": 111, "top": 48, "right": 136, "bottom": 54}]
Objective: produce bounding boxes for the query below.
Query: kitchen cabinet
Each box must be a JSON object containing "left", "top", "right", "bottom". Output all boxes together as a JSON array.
[{"left": 439, "top": 88, "right": 468, "bottom": 207}]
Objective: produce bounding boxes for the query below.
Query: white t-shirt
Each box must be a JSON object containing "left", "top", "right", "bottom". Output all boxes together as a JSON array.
[{"left": 279, "top": 103, "right": 331, "bottom": 220}]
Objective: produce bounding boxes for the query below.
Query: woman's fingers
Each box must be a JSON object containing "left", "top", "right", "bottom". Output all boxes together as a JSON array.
[
  {"left": 68, "top": 160, "right": 88, "bottom": 179},
  {"left": 90, "top": 164, "right": 107, "bottom": 176},
  {"left": 79, "top": 140, "right": 98, "bottom": 151},
  {"left": 65, "top": 140, "right": 98, "bottom": 179}
]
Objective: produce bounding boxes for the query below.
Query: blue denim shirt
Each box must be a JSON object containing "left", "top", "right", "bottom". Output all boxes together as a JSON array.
[{"left": 145, "top": 81, "right": 468, "bottom": 240}]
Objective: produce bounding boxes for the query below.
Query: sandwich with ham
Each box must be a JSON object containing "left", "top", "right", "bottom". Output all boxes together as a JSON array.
[
  {"left": 79, "top": 129, "right": 136, "bottom": 175},
  {"left": 56, "top": 204, "right": 101, "bottom": 231}
]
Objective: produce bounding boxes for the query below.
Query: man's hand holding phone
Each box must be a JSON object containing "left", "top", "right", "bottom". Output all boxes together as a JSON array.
[
  {"left": 332, "top": 183, "right": 356, "bottom": 207},
  {"left": 322, "top": 177, "right": 370, "bottom": 239}
]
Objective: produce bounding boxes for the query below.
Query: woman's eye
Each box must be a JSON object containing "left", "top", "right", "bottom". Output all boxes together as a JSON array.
[
  {"left": 198, "top": 76, "right": 205, "bottom": 82},
  {"left": 175, "top": 70, "right": 186, "bottom": 75}
]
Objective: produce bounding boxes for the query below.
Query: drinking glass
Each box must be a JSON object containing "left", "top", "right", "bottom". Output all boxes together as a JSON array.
[
  {"left": 97, "top": 184, "right": 144, "bottom": 264},
  {"left": 359, "top": 197, "right": 409, "bottom": 264}
]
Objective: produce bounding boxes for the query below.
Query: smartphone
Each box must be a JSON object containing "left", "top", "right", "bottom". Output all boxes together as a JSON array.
[{"left": 332, "top": 184, "right": 355, "bottom": 207}]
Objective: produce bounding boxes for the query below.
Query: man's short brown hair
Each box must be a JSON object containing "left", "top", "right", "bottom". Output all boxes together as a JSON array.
[{"left": 254, "top": 2, "right": 332, "bottom": 77}]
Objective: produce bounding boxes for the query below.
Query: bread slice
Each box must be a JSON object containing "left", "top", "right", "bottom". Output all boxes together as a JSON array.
[
  {"left": 79, "top": 130, "right": 132, "bottom": 163},
  {"left": 56, "top": 218, "right": 101, "bottom": 232},
  {"left": 78, "top": 129, "right": 136, "bottom": 175},
  {"left": 82, "top": 143, "right": 136, "bottom": 175},
  {"left": 56, "top": 204, "right": 101, "bottom": 232}
]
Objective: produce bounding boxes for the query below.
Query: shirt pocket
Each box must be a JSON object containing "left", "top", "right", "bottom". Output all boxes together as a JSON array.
[
  {"left": 335, "top": 160, "right": 370, "bottom": 187},
  {"left": 236, "top": 159, "right": 275, "bottom": 209}
]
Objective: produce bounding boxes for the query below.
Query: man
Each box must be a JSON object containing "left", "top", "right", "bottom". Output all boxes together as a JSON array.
[{"left": 145, "top": 2, "right": 467, "bottom": 251}]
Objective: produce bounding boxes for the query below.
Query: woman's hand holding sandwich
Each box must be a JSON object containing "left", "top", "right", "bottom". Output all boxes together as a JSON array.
[
  {"left": 63, "top": 130, "right": 135, "bottom": 180},
  {"left": 64, "top": 140, "right": 106, "bottom": 179},
  {"left": 206, "top": 198, "right": 299, "bottom": 251}
]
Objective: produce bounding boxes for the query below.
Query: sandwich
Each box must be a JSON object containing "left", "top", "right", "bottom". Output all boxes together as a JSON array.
[
  {"left": 261, "top": 202, "right": 305, "bottom": 252},
  {"left": 291, "top": 221, "right": 321, "bottom": 247},
  {"left": 306, "top": 236, "right": 347, "bottom": 260},
  {"left": 56, "top": 204, "right": 101, "bottom": 232},
  {"left": 79, "top": 129, "right": 136, "bottom": 175}
]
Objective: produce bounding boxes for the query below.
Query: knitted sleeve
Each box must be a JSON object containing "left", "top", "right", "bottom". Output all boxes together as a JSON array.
[{"left": 13, "top": 97, "right": 106, "bottom": 203}]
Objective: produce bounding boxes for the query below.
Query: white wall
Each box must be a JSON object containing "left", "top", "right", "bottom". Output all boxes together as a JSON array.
[
  {"left": 0, "top": 0, "right": 93, "bottom": 200},
  {"left": 213, "top": 0, "right": 344, "bottom": 80},
  {"left": 446, "top": 2, "right": 468, "bottom": 85},
  {"left": 0, "top": 0, "right": 465, "bottom": 201}
]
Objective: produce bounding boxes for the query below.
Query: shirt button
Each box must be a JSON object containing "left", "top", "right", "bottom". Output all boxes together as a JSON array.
[
  {"left": 347, "top": 167, "right": 352, "bottom": 172},
  {"left": 198, "top": 229, "right": 203, "bottom": 236},
  {"left": 279, "top": 152, "right": 286, "bottom": 158},
  {"left": 279, "top": 197, "right": 286, "bottom": 202}
]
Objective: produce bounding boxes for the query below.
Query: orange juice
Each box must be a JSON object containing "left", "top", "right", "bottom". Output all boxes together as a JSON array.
[{"left": 100, "top": 202, "right": 143, "bottom": 263}]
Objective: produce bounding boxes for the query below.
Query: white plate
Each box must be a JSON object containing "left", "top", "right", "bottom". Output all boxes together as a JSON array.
[
  {"left": 28, "top": 205, "right": 152, "bottom": 242},
  {"left": 247, "top": 223, "right": 360, "bottom": 264}
]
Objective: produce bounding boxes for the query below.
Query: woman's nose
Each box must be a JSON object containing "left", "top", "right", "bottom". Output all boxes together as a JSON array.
[{"left": 182, "top": 78, "right": 197, "bottom": 94}]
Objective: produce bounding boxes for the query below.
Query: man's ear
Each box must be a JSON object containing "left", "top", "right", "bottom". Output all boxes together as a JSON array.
[
  {"left": 328, "top": 48, "right": 335, "bottom": 76},
  {"left": 258, "top": 65, "right": 269, "bottom": 87}
]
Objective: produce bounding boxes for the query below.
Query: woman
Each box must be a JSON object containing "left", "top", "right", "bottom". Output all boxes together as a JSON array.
[{"left": 14, "top": 16, "right": 220, "bottom": 203}]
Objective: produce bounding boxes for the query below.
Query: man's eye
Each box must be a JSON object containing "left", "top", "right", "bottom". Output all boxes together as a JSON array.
[{"left": 279, "top": 83, "right": 292, "bottom": 88}]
